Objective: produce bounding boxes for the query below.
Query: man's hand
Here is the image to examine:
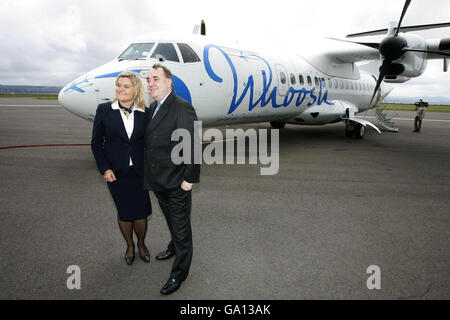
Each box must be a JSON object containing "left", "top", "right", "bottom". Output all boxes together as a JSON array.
[
  {"left": 104, "top": 169, "right": 116, "bottom": 183},
  {"left": 181, "top": 180, "right": 193, "bottom": 191}
]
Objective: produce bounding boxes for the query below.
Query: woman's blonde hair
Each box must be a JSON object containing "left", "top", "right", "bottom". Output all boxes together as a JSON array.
[{"left": 113, "top": 71, "right": 146, "bottom": 110}]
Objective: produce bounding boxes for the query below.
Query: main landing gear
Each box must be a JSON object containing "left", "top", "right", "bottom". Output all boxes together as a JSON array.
[{"left": 345, "top": 121, "right": 366, "bottom": 139}]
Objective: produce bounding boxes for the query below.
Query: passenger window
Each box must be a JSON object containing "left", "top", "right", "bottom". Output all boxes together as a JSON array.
[
  {"left": 345, "top": 81, "right": 349, "bottom": 90},
  {"left": 314, "top": 77, "right": 319, "bottom": 87},
  {"left": 177, "top": 43, "right": 200, "bottom": 63},
  {"left": 280, "top": 72, "right": 287, "bottom": 84},
  {"left": 290, "top": 73, "right": 296, "bottom": 85},
  {"left": 299, "top": 75, "right": 304, "bottom": 86},
  {"left": 321, "top": 77, "right": 326, "bottom": 88},
  {"left": 151, "top": 43, "right": 179, "bottom": 62},
  {"left": 307, "top": 76, "right": 312, "bottom": 87}
]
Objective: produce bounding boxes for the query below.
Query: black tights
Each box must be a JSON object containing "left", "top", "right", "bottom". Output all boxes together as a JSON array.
[{"left": 117, "top": 218, "right": 149, "bottom": 258}]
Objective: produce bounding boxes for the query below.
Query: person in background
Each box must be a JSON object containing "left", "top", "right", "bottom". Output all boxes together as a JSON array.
[
  {"left": 413, "top": 99, "right": 427, "bottom": 133},
  {"left": 91, "top": 71, "right": 151, "bottom": 265}
]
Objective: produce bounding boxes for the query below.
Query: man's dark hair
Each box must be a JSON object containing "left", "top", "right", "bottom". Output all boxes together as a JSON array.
[{"left": 152, "top": 63, "right": 174, "bottom": 89}]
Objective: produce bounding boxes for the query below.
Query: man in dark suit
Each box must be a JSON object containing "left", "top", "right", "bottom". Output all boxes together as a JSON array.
[{"left": 143, "top": 64, "right": 200, "bottom": 295}]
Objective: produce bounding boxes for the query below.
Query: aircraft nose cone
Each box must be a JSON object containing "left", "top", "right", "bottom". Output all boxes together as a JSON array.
[{"left": 58, "top": 76, "right": 97, "bottom": 120}]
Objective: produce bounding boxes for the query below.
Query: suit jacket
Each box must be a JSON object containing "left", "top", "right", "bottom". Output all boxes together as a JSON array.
[
  {"left": 143, "top": 91, "right": 200, "bottom": 191},
  {"left": 91, "top": 101, "right": 149, "bottom": 177}
]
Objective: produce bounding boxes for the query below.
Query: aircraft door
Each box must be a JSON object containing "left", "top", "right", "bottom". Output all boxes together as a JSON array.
[{"left": 275, "top": 64, "right": 288, "bottom": 96}]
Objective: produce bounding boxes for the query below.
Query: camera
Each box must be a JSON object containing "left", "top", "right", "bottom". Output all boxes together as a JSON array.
[{"left": 415, "top": 100, "right": 428, "bottom": 107}]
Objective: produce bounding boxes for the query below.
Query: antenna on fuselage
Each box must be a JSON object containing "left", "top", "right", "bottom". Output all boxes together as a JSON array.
[
  {"left": 201, "top": 20, "right": 206, "bottom": 35},
  {"left": 192, "top": 20, "right": 206, "bottom": 35}
]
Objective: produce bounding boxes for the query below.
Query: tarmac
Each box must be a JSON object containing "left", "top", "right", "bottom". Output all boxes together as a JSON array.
[{"left": 0, "top": 98, "right": 449, "bottom": 300}]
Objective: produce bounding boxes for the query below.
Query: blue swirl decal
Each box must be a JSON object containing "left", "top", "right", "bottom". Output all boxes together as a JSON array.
[
  {"left": 173, "top": 75, "right": 192, "bottom": 103},
  {"left": 203, "top": 44, "right": 333, "bottom": 114},
  {"left": 64, "top": 78, "right": 88, "bottom": 93}
]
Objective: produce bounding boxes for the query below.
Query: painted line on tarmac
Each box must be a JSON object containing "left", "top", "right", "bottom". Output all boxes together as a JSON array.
[{"left": 361, "top": 116, "right": 450, "bottom": 123}]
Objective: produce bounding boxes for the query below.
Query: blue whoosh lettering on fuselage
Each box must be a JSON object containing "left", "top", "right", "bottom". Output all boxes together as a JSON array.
[{"left": 203, "top": 44, "right": 334, "bottom": 115}]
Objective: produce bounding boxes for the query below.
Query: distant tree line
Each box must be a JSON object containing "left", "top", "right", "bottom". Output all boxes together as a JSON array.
[{"left": 0, "top": 85, "right": 62, "bottom": 94}]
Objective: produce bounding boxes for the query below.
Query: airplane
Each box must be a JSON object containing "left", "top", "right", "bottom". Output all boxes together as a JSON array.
[{"left": 58, "top": 0, "right": 450, "bottom": 139}]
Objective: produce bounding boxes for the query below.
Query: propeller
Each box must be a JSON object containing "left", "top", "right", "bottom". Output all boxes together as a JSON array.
[
  {"left": 368, "top": 0, "right": 411, "bottom": 104},
  {"left": 340, "top": 0, "right": 450, "bottom": 105}
]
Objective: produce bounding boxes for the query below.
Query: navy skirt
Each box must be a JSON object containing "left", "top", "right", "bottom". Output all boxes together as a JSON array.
[{"left": 107, "top": 166, "right": 151, "bottom": 221}]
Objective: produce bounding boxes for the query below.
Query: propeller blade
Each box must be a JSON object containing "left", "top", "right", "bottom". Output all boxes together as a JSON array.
[
  {"left": 347, "top": 28, "right": 388, "bottom": 38},
  {"left": 370, "top": 61, "right": 389, "bottom": 105},
  {"left": 353, "top": 42, "right": 380, "bottom": 49},
  {"left": 346, "top": 22, "right": 450, "bottom": 38},
  {"left": 397, "top": 22, "right": 450, "bottom": 33},
  {"left": 327, "top": 37, "right": 380, "bottom": 49},
  {"left": 395, "top": 0, "right": 411, "bottom": 36},
  {"left": 404, "top": 48, "right": 450, "bottom": 58}
]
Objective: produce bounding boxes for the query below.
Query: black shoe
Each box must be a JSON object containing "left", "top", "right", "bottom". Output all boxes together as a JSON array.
[
  {"left": 138, "top": 245, "right": 151, "bottom": 263},
  {"left": 125, "top": 255, "right": 135, "bottom": 265},
  {"left": 160, "top": 277, "right": 182, "bottom": 295},
  {"left": 155, "top": 249, "right": 175, "bottom": 260},
  {"left": 125, "top": 246, "right": 135, "bottom": 265}
]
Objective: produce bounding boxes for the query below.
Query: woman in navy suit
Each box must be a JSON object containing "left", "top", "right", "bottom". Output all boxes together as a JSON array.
[{"left": 91, "top": 71, "right": 151, "bottom": 265}]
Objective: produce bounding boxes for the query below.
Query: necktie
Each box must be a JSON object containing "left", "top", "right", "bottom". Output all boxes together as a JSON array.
[
  {"left": 152, "top": 102, "right": 161, "bottom": 119},
  {"left": 119, "top": 103, "right": 133, "bottom": 119}
]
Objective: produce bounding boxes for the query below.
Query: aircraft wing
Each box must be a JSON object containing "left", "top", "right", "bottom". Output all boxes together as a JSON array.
[{"left": 300, "top": 38, "right": 380, "bottom": 79}]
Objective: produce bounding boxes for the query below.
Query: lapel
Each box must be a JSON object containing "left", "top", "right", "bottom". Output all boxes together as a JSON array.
[
  {"left": 110, "top": 104, "right": 129, "bottom": 141},
  {"left": 148, "top": 91, "right": 176, "bottom": 132},
  {"left": 130, "top": 109, "right": 145, "bottom": 142}
]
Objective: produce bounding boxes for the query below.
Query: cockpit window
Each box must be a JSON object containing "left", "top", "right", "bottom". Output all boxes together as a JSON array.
[
  {"left": 151, "top": 43, "right": 180, "bottom": 62},
  {"left": 118, "top": 43, "right": 155, "bottom": 60},
  {"left": 177, "top": 43, "right": 201, "bottom": 63}
]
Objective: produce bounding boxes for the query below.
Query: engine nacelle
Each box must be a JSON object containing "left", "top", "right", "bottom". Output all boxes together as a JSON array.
[
  {"left": 392, "top": 34, "right": 428, "bottom": 78},
  {"left": 383, "top": 75, "right": 411, "bottom": 83}
]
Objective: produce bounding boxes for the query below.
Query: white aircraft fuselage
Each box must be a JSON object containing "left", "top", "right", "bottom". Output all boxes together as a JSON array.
[{"left": 58, "top": 33, "right": 383, "bottom": 129}]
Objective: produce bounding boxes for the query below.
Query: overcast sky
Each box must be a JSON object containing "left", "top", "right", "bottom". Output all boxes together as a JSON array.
[{"left": 1, "top": 0, "right": 449, "bottom": 98}]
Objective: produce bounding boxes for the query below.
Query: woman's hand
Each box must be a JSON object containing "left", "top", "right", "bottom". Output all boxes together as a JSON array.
[{"left": 104, "top": 169, "right": 116, "bottom": 183}]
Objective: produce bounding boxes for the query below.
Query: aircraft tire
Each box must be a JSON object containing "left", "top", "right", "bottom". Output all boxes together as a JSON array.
[
  {"left": 353, "top": 123, "right": 366, "bottom": 139},
  {"left": 345, "top": 122, "right": 365, "bottom": 139}
]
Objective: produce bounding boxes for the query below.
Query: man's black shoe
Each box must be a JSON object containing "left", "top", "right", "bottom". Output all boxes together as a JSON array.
[
  {"left": 160, "top": 278, "right": 182, "bottom": 295},
  {"left": 155, "top": 249, "right": 175, "bottom": 260}
]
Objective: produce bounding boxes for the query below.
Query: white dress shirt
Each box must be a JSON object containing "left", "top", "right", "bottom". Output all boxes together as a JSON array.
[
  {"left": 111, "top": 100, "right": 145, "bottom": 166},
  {"left": 152, "top": 90, "right": 172, "bottom": 118}
]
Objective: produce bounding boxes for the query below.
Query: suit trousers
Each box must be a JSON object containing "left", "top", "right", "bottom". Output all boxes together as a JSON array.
[{"left": 154, "top": 188, "right": 193, "bottom": 282}]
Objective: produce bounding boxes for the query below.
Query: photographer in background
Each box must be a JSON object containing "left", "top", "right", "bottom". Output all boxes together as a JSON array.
[{"left": 413, "top": 99, "right": 428, "bottom": 133}]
